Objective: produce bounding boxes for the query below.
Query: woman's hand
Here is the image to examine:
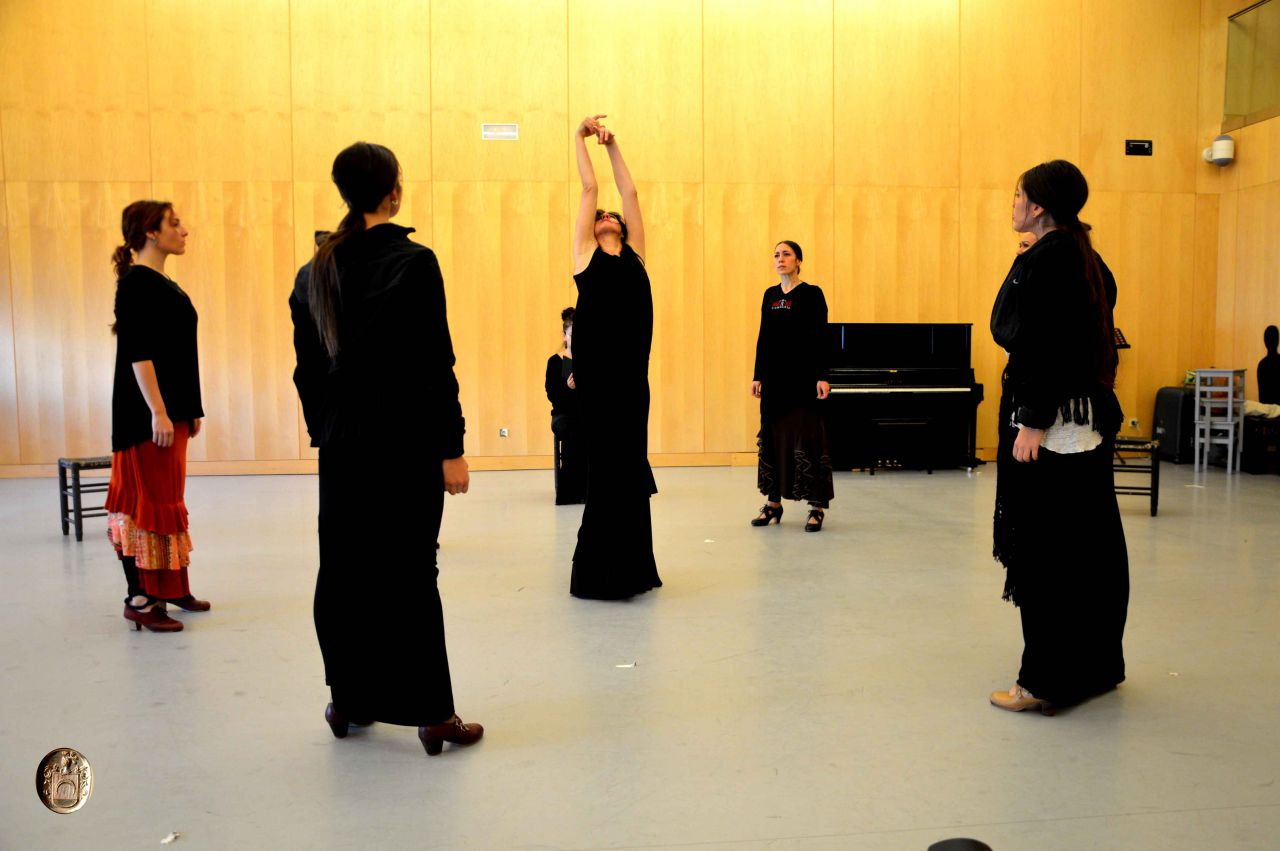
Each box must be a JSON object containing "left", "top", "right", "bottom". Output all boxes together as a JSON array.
[
  {"left": 567, "top": 373, "right": 576, "bottom": 390},
  {"left": 578, "top": 114, "right": 606, "bottom": 137},
  {"left": 596, "top": 125, "right": 614, "bottom": 145},
  {"left": 816, "top": 381, "right": 830, "bottom": 400},
  {"left": 190, "top": 418, "right": 203, "bottom": 438},
  {"left": 152, "top": 410, "right": 174, "bottom": 448},
  {"left": 751, "top": 381, "right": 762, "bottom": 399},
  {"left": 1012, "top": 426, "right": 1045, "bottom": 462},
  {"left": 443, "top": 456, "right": 470, "bottom": 495}
]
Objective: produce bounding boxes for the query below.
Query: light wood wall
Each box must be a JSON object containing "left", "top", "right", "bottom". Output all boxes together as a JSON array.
[{"left": 0, "top": 0, "right": 1262, "bottom": 474}]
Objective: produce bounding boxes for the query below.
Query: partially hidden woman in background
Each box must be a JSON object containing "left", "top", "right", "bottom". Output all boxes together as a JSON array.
[
  {"left": 546, "top": 306, "right": 587, "bottom": 505},
  {"left": 989, "top": 159, "right": 1127, "bottom": 715},
  {"left": 106, "top": 200, "right": 209, "bottom": 633},
  {"left": 750, "top": 241, "right": 834, "bottom": 532},
  {"left": 290, "top": 141, "right": 483, "bottom": 755},
  {"left": 569, "top": 115, "right": 662, "bottom": 599}
]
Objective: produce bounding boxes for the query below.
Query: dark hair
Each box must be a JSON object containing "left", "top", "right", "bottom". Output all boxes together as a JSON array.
[
  {"left": 1019, "top": 160, "right": 1118, "bottom": 388},
  {"left": 113, "top": 200, "right": 173, "bottom": 280},
  {"left": 309, "top": 142, "right": 402, "bottom": 359},
  {"left": 1266, "top": 325, "right": 1279, "bottom": 352},
  {"left": 595, "top": 209, "right": 628, "bottom": 243},
  {"left": 775, "top": 240, "right": 803, "bottom": 262},
  {"left": 111, "top": 200, "right": 174, "bottom": 334},
  {"left": 561, "top": 306, "right": 575, "bottom": 333}
]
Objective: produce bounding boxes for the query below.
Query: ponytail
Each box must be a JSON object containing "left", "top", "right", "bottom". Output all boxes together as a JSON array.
[
  {"left": 307, "top": 141, "right": 403, "bottom": 360},
  {"left": 1068, "top": 221, "right": 1118, "bottom": 389},
  {"left": 112, "top": 244, "right": 134, "bottom": 280},
  {"left": 308, "top": 209, "right": 366, "bottom": 359}
]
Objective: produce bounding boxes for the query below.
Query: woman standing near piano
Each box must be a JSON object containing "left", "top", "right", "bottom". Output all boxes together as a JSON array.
[
  {"left": 567, "top": 115, "right": 662, "bottom": 599},
  {"left": 749, "top": 240, "right": 834, "bottom": 532},
  {"left": 989, "top": 159, "right": 1128, "bottom": 715}
]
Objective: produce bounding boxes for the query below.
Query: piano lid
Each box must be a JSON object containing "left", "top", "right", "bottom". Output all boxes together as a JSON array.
[{"left": 829, "top": 323, "right": 973, "bottom": 371}]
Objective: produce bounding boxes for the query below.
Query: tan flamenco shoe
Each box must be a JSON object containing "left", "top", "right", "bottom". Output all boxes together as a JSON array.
[{"left": 989, "top": 684, "right": 1056, "bottom": 716}]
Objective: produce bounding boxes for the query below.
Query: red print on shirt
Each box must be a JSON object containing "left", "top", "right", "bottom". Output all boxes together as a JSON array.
[{"left": 770, "top": 299, "right": 793, "bottom": 311}]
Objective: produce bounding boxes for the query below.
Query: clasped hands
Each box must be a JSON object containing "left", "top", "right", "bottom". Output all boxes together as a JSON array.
[{"left": 577, "top": 114, "right": 615, "bottom": 145}]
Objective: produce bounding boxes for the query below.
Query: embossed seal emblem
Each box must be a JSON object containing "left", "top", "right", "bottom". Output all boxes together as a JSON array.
[{"left": 36, "top": 748, "right": 93, "bottom": 814}]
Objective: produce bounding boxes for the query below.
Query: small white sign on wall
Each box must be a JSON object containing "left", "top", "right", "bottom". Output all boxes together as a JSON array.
[{"left": 481, "top": 123, "right": 519, "bottom": 141}]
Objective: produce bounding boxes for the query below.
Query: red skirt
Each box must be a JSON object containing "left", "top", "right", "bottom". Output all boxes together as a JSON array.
[{"left": 105, "top": 422, "right": 193, "bottom": 600}]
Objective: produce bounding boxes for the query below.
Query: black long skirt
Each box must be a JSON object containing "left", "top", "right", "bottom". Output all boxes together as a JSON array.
[
  {"left": 315, "top": 442, "right": 455, "bottom": 726},
  {"left": 570, "top": 383, "right": 661, "bottom": 600},
  {"left": 757, "top": 405, "right": 834, "bottom": 507},
  {"left": 993, "top": 403, "right": 1129, "bottom": 706}
]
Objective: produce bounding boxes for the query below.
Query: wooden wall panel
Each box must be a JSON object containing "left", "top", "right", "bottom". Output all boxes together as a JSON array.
[
  {"left": 703, "top": 184, "right": 834, "bottom": 452},
  {"left": 1198, "top": 0, "right": 1242, "bottom": 195},
  {"left": 1088, "top": 192, "right": 1198, "bottom": 436},
  {"left": 147, "top": 0, "right": 292, "bottom": 182},
  {"left": 0, "top": 0, "right": 150, "bottom": 182},
  {"left": 431, "top": 0, "right": 568, "bottom": 183},
  {"left": 568, "top": 0, "right": 702, "bottom": 184},
  {"left": 832, "top": 187, "right": 960, "bottom": 323},
  {"left": 704, "top": 0, "right": 833, "bottom": 185},
  {"left": 432, "top": 181, "right": 571, "bottom": 457},
  {"left": 1235, "top": 117, "right": 1280, "bottom": 189},
  {"left": 155, "top": 182, "right": 298, "bottom": 461},
  {"left": 1232, "top": 182, "right": 1280, "bottom": 399},
  {"left": 0, "top": 185, "right": 19, "bottom": 462},
  {"left": 1192, "top": 193, "right": 1221, "bottom": 378},
  {"left": 958, "top": 189, "right": 1021, "bottom": 450},
  {"left": 835, "top": 0, "right": 959, "bottom": 188},
  {"left": 8, "top": 182, "right": 150, "bottom": 461},
  {"left": 959, "top": 0, "right": 1081, "bottom": 190},
  {"left": 1214, "top": 188, "right": 1238, "bottom": 370},
  {"left": 291, "top": 0, "right": 432, "bottom": 184},
  {"left": 1082, "top": 0, "right": 1201, "bottom": 194}
]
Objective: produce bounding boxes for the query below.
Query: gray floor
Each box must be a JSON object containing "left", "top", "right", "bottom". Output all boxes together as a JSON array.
[{"left": 1, "top": 462, "right": 1278, "bottom": 850}]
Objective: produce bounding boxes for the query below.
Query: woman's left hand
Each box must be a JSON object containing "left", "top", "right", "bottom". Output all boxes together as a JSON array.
[
  {"left": 816, "top": 381, "right": 830, "bottom": 400},
  {"left": 1013, "top": 426, "right": 1045, "bottom": 462},
  {"left": 190, "top": 418, "right": 203, "bottom": 438},
  {"left": 567, "top": 372, "right": 575, "bottom": 390}
]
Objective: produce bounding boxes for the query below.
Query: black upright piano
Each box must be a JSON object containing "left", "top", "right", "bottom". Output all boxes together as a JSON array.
[{"left": 825, "top": 323, "right": 984, "bottom": 473}]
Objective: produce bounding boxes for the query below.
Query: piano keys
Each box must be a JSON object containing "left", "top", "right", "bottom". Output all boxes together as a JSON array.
[{"left": 824, "top": 322, "right": 985, "bottom": 473}]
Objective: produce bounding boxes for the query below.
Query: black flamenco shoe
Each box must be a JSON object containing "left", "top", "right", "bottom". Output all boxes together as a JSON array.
[
  {"left": 750, "top": 504, "right": 784, "bottom": 527},
  {"left": 805, "top": 509, "right": 825, "bottom": 532},
  {"left": 325, "top": 703, "right": 349, "bottom": 739}
]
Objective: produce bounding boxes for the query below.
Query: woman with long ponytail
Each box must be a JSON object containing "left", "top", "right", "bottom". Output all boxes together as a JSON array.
[
  {"left": 289, "top": 142, "right": 483, "bottom": 756},
  {"left": 988, "top": 159, "right": 1128, "bottom": 715},
  {"left": 105, "top": 200, "right": 208, "bottom": 633}
]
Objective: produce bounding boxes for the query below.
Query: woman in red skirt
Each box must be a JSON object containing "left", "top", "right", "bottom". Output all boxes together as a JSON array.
[{"left": 105, "top": 200, "right": 208, "bottom": 633}]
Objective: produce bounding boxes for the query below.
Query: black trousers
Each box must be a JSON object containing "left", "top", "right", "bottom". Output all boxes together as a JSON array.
[{"left": 316, "top": 442, "right": 455, "bottom": 726}]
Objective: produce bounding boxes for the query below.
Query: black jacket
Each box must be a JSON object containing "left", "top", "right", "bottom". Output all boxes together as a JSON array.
[
  {"left": 991, "top": 229, "right": 1120, "bottom": 432},
  {"left": 111, "top": 266, "right": 204, "bottom": 452},
  {"left": 290, "top": 225, "right": 465, "bottom": 459}
]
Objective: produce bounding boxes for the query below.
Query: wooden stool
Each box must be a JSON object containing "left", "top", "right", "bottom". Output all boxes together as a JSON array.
[
  {"left": 58, "top": 456, "right": 112, "bottom": 541},
  {"left": 1113, "top": 437, "right": 1160, "bottom": 517}
]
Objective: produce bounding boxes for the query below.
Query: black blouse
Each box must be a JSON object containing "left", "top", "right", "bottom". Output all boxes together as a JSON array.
[
  {"left": 752, "top": 282, "right": 830, "bottom": 410},
  {"left": 991, "top": 229, "right": 1119, "bottom": 431},
  {"left": 545, "top": 354, "right": 577, "bottom": 418},
  {"left": 111, "top": 265, "right": 204, "bottom": 452},
  {"left": 290, "top": 224, "right": 465, "bottom": 460}
]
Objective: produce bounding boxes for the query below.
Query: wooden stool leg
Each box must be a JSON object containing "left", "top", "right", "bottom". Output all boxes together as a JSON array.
[
  {"left": 1150, "top": 448, "right": 1160, "bottom": 517},
  {"left": 58, "top": 464, "right": 70, "bottom": 536},
  {"left": 71, "top": 466, "right": 84, "bottom": 542}
]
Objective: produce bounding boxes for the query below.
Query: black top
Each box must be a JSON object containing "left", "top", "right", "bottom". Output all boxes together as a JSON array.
[
  {"left": 1259, "top": 353, "right": 1280, "bottom": 405},
  {"left": 752, "top": 282, "right": 830, "bottom": 413},
  {"left": 572, "top": 244, "right": 656, "bottom": 496},
  {"left": 990, "top": 229, "right": 1120, "bottom": 431},
  {"left": 545, "top": 354, "right": 577, "bottom": 418},
  {"left": 111, "top": 265, "right": 204, "bottom": 452},
  {"left": 290, "top": 224, "right": 465, "bottom": 459}
]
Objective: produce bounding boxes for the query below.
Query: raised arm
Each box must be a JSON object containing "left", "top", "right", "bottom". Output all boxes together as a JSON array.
[
  {"left": 573, "top": 115, "right": 605, "bottom": 270},
  {"left": 601, "top": 131, "right": 645, "bottom": 261}
]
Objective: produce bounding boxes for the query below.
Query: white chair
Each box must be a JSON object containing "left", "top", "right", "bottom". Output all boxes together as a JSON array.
[{"left": 1193, "top": 369, "right": 1246, "bottom": 473}]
